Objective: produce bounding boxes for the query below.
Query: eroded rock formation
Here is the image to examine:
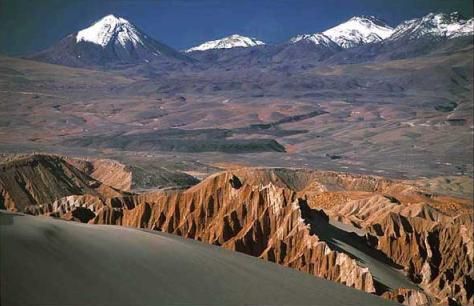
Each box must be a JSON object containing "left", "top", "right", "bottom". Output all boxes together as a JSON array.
[
  {"left": 1, "top": 156, "right": 472, "bottom": 305},
  {"left": 307, "top": 188, "right": 474, "bottom": 305},
  {"left": 67, "top": 157, "right": 132, "bottom": 191}
]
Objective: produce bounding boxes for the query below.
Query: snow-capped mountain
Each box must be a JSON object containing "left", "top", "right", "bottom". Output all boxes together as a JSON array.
[
  {"left": 322, "top": 16, "right": 394, "bottom": 48},
  {"left": 273, "top": 32, "right": 341, "bottom": 63},
  {"left": 280, "top": 32, "right": 341, "bottom": 62},
  {"left": 30, "top": 14, "right": 189, "bottom": 67},
  {"left": 29, "top": 11, "right": 473, "bottom": 69},
  {"left": 389, "top": 12, "right": 474, "bottom": 41},
  {"left": 289, "top": 33, "right": 340, "bottom": 49},
  {"left": 76, "top": 14, "right": 145, "bottom": 48},
  {"left": 186, "top": 34, "right": 265, "bottom": 52}
]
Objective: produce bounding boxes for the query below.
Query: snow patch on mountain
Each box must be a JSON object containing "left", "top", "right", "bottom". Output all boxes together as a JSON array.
[
  {"left": 290, "top": 33, "right": 338, "bottom": 48},
  {"left": 323, "top": 16, "right": 394, "bottom": 48},
  {"left": 76, "top": 14, "right": 145, "bottom": 48},
  {"left": 389, "top": 12, "right": 474, "bottom": 40},
  {"left": 186, "top": 34, "right": 265, "bottom": 52}
]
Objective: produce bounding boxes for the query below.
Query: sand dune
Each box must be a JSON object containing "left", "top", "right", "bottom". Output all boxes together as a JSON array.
[{"left": 0, "top": 210, "right": 398, "bottom": 306}]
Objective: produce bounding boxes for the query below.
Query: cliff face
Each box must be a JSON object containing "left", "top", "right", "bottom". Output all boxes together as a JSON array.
[
  {"left": 308, "top": 189, "right": 474, "bottom": 305},
  {"left": 66, "top": 158, "right": 132, "bottom": 191},
  {"left": 1, "top": 156, "right": 472, "bottom": 306},
  {"left": 369, "top": 214, "right": 473, "bottom": 305}
]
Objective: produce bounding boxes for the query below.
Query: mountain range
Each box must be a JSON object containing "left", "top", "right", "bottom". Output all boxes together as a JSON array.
[{"left": 28, "top": 12, "right": 473, "bottom": 68}]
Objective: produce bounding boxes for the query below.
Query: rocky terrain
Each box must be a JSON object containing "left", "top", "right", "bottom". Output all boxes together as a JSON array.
[
  {"left": 1, "top": 40, "right": 472, "bottom": 180},
  {"left": 1, "top": 154, "right": 472, "bottom": 305}
]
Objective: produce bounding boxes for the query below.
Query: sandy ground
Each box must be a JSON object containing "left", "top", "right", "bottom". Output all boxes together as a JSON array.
[{"left": 0, "top": 211, "right": 399, "bottom": 306}]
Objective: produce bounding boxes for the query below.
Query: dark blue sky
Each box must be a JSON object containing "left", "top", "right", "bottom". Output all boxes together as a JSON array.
[{"left": 0, "top": 0, "right": 472, "bottom": 55}]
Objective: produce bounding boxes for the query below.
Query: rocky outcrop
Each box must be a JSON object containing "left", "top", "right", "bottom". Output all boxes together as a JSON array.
[
  {"left": 23, "top": 194, "right": 106, "bottom": 220},
  {"left": 368, "top": 215, "right": 473, "bottom": 305},
  {"left": 67, "top": 158, "right": 132, "bottom": 191},
  {"left": 0, "top": 154, "right": 124, "bottom": 211},
  {"left": 382, "top": 288, "right": 431, "bottom": 306},
  {"left": 310, "top": 189, "right": 473, "bottom": 305}
]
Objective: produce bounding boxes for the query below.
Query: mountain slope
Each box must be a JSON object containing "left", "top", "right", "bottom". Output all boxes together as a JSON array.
[
  {"left": 325, "top": 31, "right": 473, "bottom": 65},
  {"left": 0, "top": 154, "right": 124, "bottom": 212},
  {"left": 273, "top": 34, "right": 342, "bottom": 64},
  {"left": 389, "top": 12, "right": 474, "bottom": 41},
  {"left": 324, "top": 12, "right": 474, "bottom": 64},
  {"left": 323, "top": 16, "right": 394, "bottom": 48},
  {"left": 187, "top": 34, "right": 340, "bottom": 68},
  {"left": 29, "top": 14, "right": 190, "bottom": 67},
  {"left": 186, "top": 34, "right": 265, "bottom": 52},
  {"left": 290, "top": 33, "right": 339, "bottom": 48}
]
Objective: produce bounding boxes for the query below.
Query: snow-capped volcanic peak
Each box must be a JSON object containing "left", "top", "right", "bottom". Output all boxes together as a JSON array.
[
  {"left": 76, "top": 14, "right": 144, "bottom": 48},
  {"left": 186, "top": 34, "right": 265, "bottom": 52},
  {"left": 389, "top": 12, "right": 474, "bottom": 40},
  {"left": 290, "top": 33, "right": 337, "bottom": 47},
  {"left": 323, "top": 16, "right": 394, "bottom": 48}
]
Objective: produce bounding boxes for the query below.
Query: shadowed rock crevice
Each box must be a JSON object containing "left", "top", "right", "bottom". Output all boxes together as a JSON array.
[
  {"left": 229, "top": 175, "right": 242, "bottom": 189},
  {"left": 69, "top": 207, "right": 95, "bottom": 223},
  {"left": 297, "top": 197, "right": 411, "bottom": 295}
]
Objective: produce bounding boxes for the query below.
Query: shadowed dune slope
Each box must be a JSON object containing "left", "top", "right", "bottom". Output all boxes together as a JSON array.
[{"left": 0, "top": 210, "right": 399, "bottom": 306}]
